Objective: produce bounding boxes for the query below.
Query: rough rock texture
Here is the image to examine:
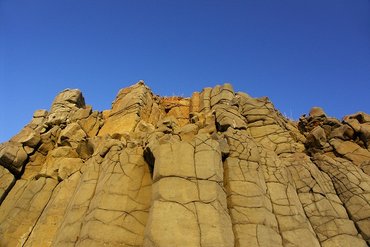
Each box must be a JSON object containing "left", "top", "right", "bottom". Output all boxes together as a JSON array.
[{"left": 0, "top": 81, "right": 369, "bottom": 247}]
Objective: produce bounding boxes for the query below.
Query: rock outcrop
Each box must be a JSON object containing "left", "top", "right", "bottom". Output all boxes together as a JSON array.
[{"left": 0, "top": 81, "right": 369, "bottom": 247}]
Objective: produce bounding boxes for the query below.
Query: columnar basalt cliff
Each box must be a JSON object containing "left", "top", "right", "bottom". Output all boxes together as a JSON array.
[{"left": 0, "top": 81, "right": 370, "bottom": 247}]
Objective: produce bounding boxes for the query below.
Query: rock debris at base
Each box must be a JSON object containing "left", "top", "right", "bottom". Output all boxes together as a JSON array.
[{"left": 0, "top": 81, "right": 369, "bottom": 247}]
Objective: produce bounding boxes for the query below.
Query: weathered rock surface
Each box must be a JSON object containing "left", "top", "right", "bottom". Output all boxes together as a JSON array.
[{"left": 0, "top": 82, "right": 369, "bottom": 247}]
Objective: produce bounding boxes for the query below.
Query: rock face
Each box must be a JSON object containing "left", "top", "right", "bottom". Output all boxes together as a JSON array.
[{"left": 0, "top": 81, "right": 369, "bottom": 247}]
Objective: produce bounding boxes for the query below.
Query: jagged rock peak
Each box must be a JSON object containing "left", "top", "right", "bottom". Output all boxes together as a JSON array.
[
  {"left": 0, "top": 81, "right": 370, "bottom": 247},
  {"left": 51, "top": 88, "right": 86, "bottom": 112}
]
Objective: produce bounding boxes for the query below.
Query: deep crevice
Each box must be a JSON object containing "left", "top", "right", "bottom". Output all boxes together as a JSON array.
[
  {"left": 143, "top": 147, "right": 155, "bottom": 177},
  {"left": 0, "top": 176, "right": 16, "bottom": 206}
]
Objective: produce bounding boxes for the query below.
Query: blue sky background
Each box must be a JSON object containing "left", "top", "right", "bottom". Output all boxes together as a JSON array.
[{"left": 1, "top": 0, "right": 369, "bottom": 142}]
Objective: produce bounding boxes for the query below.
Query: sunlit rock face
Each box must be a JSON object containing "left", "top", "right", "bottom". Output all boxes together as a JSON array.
[{"left": 0, "top": 81, "right": 369, "bottom": 247}]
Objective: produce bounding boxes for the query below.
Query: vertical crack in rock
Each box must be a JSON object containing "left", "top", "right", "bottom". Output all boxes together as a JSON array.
[
  {"left": 22, "top": 179, "right": 59, "bottom": 247},
  {"left": 312, "top": 154, "right": 370, "bottom": 246},
  {"left": 0, "top": 177, "right": 59, "bottom": 246},
  {"left": 225, "top": 130, "right": 284, "bottom": 247},
  {"left": 143, "top": 133, "right": 234, "bottom": 247},
  {"left": 0, "top": 81, "right": 369, "bottom": 247}
]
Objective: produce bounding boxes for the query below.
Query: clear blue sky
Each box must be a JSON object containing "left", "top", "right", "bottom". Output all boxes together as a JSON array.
[{"left": 1, "top": 0, "right": 369, "bottom": 142}]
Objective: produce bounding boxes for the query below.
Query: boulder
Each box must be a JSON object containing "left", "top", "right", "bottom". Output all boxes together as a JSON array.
[
  {"left": 0, "top": 142, "right": 28, "bottom": 174},
  {"left": 309, "top": 107, "right": 326, "bottom": 118}
]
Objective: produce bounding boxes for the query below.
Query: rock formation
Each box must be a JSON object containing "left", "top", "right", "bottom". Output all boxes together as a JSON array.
[{"left": 0, "top": 81, "right": 369, "bottom": 247}]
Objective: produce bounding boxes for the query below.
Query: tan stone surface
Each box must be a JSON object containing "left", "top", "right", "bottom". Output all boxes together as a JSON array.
[
  {"left": 224, "top": 129, "right": 282, "bottom": 247},
  {"left": 0, "top": 177, "right": 59, "bottom": 246},
  {"left": 0, "top": 166, "right": 15, "bottom": 202},
  {"left": 309, "top": 107, "right": 326, "bottom": 118},
  {"left": 23, "top": 172, "right": 81, "bottom": 247},
  {"left": 52, "top": 144, "right": 152, "bottom": 247},
  {"left": 330, "top": 139, "right": 370, "bottom": 166},
  {"left": 98, "top": 112, "right": 139, "bottom": 136},
  {"left": 98, "top": 82, "right": 157, "bottom": 136},
  {"left": 0, "top": 81, "right": 369, "bottom": 247},
  {"left": 313, "top": 154, "right": 370, "bottom": 244},
  {"left": 58, "top": 122, "right": 87, "bottom": 148},
  {"left": 11, "top": 126, "right": 41, "bottom": 148},
  {"left": 0, "top": 142, "right": 28, "bottom": 174},
  {"left": 144, "top": 134, "right": 234, "bottom": 247},
  {"left": 78, "top": 111, "right": 102, "bottom": 137}
]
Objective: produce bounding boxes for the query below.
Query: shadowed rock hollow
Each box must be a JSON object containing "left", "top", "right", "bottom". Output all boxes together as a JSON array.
[{"left": 0, "top": 81, "right": 370, "bottom": 247}]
